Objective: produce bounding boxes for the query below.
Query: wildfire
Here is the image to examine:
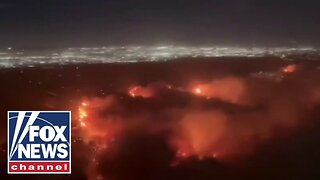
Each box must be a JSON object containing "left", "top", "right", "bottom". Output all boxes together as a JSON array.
[
  {"left": 129, "top": 86, "right": 140, "bottom": 97},
  {"left": 171, "top": 147, "right": 220, "bottom": 166},
  {"left": 75, "top": 99, "right": 115, "bottom": 180},
  {"left": 128, "top": 84, "right": 166, "bottom": 98},
  {"left": 80, "top": 121, "right": 87, "bottom": 127},
  {"left": 177, "top": 149, "right": 189, "bottom": 158},
  {"left": 282, "top": 64, "right": 298, "bottom": 73},
  {"left": 78, "top": 102, "right": 89, "bottom": 127},
  {"left": 75, "top": 97, "right": 121, "bottom": 148},
  {"left": 189, "top": 77, "right": 247, "bottom": 104},
  {"left": 194, "top": 87, "right": 202, "bottom": 95},
  {"left": 79, "top": 108, "right": 88, "bottom": 119}
]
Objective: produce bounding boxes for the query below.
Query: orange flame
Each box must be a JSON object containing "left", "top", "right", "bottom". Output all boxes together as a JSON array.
[
  {"left": 194, "top": 87, "right": 202, "bottom": 95},
  {"left": 282, "top": 64, "right": 298, "bottom": 73}
]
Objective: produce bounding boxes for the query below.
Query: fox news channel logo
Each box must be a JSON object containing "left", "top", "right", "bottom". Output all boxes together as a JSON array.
[{"left": 7, "top": 111, "right": 71, "bottom": 174}]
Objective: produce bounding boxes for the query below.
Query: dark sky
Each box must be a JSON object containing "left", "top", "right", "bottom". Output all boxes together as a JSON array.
[{"left": 0, "top": 0, "right": 319, "bottom": 48}]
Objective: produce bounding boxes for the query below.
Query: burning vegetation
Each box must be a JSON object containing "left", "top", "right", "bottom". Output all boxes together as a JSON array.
[
  {"left": 1, "top": 59, "right": 319, "bottom": 180},
  {"left": 68, "top": 63, "right": 320, "bottom": 179}
]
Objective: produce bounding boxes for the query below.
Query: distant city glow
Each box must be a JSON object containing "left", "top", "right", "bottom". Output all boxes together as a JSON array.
[{"left": 0, "top": 46, "right": 318, "bottom": 68}]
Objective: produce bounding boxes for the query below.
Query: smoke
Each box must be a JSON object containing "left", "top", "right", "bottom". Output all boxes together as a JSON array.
[
  {"left": 0, "top": 60, "right": 319, "bottom": 180},
  {"left": 174, "top": 110, "right": 229, "bottom": 157},
  {"left": 67, "top": 64, "right": 320, "bottom": 179},
  {"left": 189, "top": 76, "right": 248, "bottom": 104}
]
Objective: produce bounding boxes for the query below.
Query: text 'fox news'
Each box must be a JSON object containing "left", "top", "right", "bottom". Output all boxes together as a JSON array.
[{"left": 8, "top": 111, "right": 71, "bottom": 174}]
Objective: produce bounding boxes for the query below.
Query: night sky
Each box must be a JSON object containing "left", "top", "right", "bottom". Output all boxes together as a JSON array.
[{"left": 0, "top": 0, "right": 320, "bottom": 48}]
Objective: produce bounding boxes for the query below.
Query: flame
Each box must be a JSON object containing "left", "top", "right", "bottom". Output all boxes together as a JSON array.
[
  {"left": 75, "top": 97, "right": 124, "bottom": 150},
  {"left": 194, "top": 87, "right": 202, "bottom": 95},
  {"left": 79, "top": 108, "right": 88, "bottom": 119},
  {"left": 76, "top": 100, "right": 115, "bottom": 180},
  {"left": 282, "top": 64, "right": 298, "bottom": 73},
  {"left": 80, "top": 121, "right": 87, "bottom": 127},
  {"left": 78, "top": 101, "right": 89, "bottom": 129},
  {"left": 129, "top": 86, "right": 140, "bottom": 97},
  {"left": 128, "top": 85, "right": 153, "bottom": 98},
  {"left": 189, "top": 77, "right": 247, "bottom": 104},
  {"left": 128, "top": 83, "right": 171, "bottom": 98}
]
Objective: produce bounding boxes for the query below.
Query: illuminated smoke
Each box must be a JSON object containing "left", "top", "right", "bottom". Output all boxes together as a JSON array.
[
  {"left": 128, "top": 82, "right": 177, "bottom": 98},
  {"left": 70, "top": 70, "right": 320, "bottom": 179},
  {"left": 194, "top": 87, "right": 202, "bottom": 95},
  {"left": 281, "top": 64, "right": 298, "bottom": 73},
  {"left": 190, "top": 76, "right": 248, "bottom": 104},
  {"left": 78, "top": 102, "right": 88, "bottom": 127},
  {"left": 173, "top": 110, "right": 229, "bottom": 159},
  {"left": 76, "top": 96, "right": 123, "bottom": 146}
]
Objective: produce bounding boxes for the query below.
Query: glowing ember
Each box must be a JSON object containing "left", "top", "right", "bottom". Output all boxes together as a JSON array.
[
  {"left": 128, "top": 85, "right": 154, "bottom": 98},
  {"left": 80, "top": 121, "right": 87, "bottom": 127},
  {"left": 189, "top": 77, "right": 247, "bottom": 104},
  {"left": 177, "top": 149, "right": 189, "bottom": 158},
  {"left": 282, "top": 64, "right": 298, "bottom": 73},
  {"left": 78, "top": 101, "right": 89, "bottom": 129},
  {"left": 75, "top": 98, "right": 121, "bottom": 148},
  {"left": 129, "top": 86, "right": 140, "bottom": 97},
  {"left": 79, "top": 108, "right": 88, "bottom": 119},
  {"left": 194, "top": 87, "right": 202, "bottom": 95}
]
